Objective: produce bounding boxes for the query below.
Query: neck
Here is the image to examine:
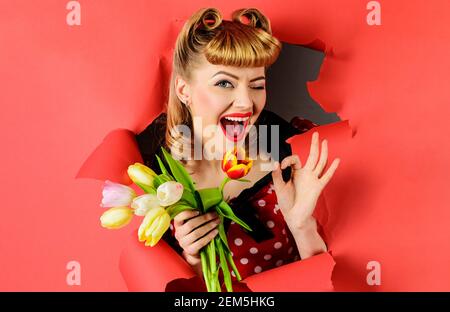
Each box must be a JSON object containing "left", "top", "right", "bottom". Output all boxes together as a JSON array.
[{"left": 186, "top": 157, "right": 223, "bottom": 175}]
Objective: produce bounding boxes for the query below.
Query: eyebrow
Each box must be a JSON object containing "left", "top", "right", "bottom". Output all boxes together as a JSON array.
[{"left": 212, "top": 71, "right": 265, "bottom": 82}]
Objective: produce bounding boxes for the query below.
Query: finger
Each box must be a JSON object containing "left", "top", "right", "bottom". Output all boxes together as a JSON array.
[
  {"left": 314, "top": 139, "right": 328, "bottom": 176},
  {"left": 271, "top": 161, "right": 285, "bottom": 190},
  {"left": 304, "top": 131, "right": 320, "bottom": 170},
  {"left": 181, "top": 218, "right": 220, "bottom": 247},
  {"left": 174, "top": 210, "right": 199, "bottom": 228},
  {"left": 181, "top": 211, "right": 218, "bottom": 235},
  {"left": 319, "top": 158, "right": 340, "bottom": 186},
  {"left": 280, "top": 155, "right": 302, "bottom": 170},
  {"left": 186, "top": 228, "right": 219, "bottom": 256}
]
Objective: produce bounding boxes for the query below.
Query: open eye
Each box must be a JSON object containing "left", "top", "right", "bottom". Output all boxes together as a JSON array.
[{"left": 215, "top": 80, "right": 234, "bottom": 88}]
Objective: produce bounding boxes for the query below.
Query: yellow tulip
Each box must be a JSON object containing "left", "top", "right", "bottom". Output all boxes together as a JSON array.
[
  {"left": 138, "top": 206, "right": 170, "bottom": 247},
  {"left": 127, "top": 163, "right": 157, "bottom": 193},
  {"left": 100, "top": 207, "right": 134, "bottom": 229}
]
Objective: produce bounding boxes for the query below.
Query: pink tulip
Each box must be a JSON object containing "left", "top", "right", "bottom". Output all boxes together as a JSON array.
[{"left": 100, "top": 180, "right": 136, "bottom": 208}]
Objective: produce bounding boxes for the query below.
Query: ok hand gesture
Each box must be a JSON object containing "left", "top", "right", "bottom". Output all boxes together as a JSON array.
[{"left": 272, "top": 131, "right": 340, "bottom": 231}]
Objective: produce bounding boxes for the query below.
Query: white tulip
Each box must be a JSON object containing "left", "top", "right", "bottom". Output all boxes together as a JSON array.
[
  {"left": 156, "top": 181, "right": 184, "bottom": 207},
  {"left": 131, "top": 194, "right": 160, "bottom": 216}
]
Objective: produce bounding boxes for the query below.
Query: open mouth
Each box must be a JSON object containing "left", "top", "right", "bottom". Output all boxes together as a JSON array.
[{"left": 219, "top": 112, "right": 252, "bottom": 142}]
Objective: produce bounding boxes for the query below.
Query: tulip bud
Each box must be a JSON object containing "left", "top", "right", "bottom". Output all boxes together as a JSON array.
[
  {"left": 221, "top": 146, "right": 253, "bottom": 179},
  {"left": 100, "top": 207, "right": 134, "bottom": 229},
  {"left": 131, "top": 194, "right": 160, "bottom": 216},
  {"left": 127, "top": 163, "right": 157, "bottom": 193},
  {"left": 156, "top": 181, "right": 184, "bottom": 207},
  {"left": 100, "top": 180, "right": 136, "bottom": 208},
  {"left": 138, "top": 207, "right": 171, "bottom": 247}
]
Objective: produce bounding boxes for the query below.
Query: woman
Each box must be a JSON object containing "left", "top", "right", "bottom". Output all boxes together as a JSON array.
[{"left": 136, "top": 7, "right": 340, "bottom": 283}]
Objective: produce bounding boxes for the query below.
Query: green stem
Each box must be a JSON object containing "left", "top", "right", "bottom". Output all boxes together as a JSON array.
[
  {"left": 209, "top": 238, "right": 217, "bottom": 292},
  {"left": 219, "top": 177, "right": 230, "bottom": 194},
  {"left": 200, "top": 249, "right": 211, "bottom": 291}
]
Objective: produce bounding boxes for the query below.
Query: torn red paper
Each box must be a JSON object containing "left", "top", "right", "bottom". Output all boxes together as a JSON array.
[
  {"left": 119, "top": 231, "right": 197, "bottom": 292},
  {"left": 76, "top": 129, "right": 143, "bottom": 185},
  {"left": 244, "top": 252, "right": 335, "bottom": 292},
  {"left": 119, "top": 231, "right": 335, "bottom": 292}
]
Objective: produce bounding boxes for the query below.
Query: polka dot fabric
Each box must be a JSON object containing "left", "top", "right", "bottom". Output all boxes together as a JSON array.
[{"left": 226, "top": 182, "right": 301, "bottom": 281}]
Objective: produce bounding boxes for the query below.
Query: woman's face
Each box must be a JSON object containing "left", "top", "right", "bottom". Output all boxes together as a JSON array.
[{"left": 175, "top": 55, "right": 266, "bottom": 158}]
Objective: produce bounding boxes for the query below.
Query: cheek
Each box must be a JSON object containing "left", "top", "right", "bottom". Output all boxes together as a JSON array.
[
  {"left": 192, "top": 88, "right": 228, "bottom": 122},
  {"left": 252, "top": 92, "right": 266, "bottom": 118}
]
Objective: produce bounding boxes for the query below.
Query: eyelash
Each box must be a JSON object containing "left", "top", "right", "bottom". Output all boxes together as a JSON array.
[{"left": 215, "top": 80, "right": 265, "bottom": 90}]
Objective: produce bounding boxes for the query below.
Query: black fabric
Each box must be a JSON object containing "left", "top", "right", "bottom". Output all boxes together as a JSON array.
[
  {"left": 135, "top": 112, "right": 168, "bottom": 175},
  {"left": 135, "top": 109, "right": 304, "bottom": 251}
]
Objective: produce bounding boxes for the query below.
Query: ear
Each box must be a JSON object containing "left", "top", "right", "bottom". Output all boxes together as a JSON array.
[{"left": 174, "top": 75, "right": 191, "bottom": 106}]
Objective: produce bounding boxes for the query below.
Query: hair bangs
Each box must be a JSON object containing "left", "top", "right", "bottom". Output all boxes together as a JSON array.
[{"left": 203, "top": 21, "right": 281, "bottom": 68}]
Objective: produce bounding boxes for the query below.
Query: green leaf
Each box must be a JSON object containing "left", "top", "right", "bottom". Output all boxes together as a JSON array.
[
  {"left": 166, "top": 203, "right": 197, "bottom": 219},
  {"left": 217, "top": 201, "right": 252, "bottom": 232},
  {"left": 134, "top": 181, "right": 156, "bottom": 195},
  {"left": 237, "top": 178, "right": 251, "bottom": 183},
  {"left": 197, "top": 188, "right": 222, "bottom": 211},
  {"left": 181, "top": 189, "right": 198, "bottom": 208},
  {"left": 155, "top": 154, "right": 169, "bottom": 176},
  {"left": 161, "top": 147, "right": 196, "bottom": 193},
  {"left": 159, "top": 174, "right": 174, "bottom": 183},
  {"left": 152, "top": 175, "right": 163, "bottom": 189},
  {"left": 153, "top": 174, "right": 173, "bottom": 189}
]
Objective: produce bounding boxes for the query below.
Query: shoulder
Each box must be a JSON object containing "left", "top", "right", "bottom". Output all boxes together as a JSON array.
[{"left": 135, "top": 112, "right": 167, "bottom": 173}]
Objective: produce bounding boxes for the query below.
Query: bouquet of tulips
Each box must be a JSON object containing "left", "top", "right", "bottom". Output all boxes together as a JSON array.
[{"left": 99, "top": 146, "right": 253, "bottom": 292}]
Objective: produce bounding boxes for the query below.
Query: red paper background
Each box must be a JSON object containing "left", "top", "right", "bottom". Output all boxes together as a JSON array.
[{"left": 1, "top": 0, "right": 449, "bottom": 291}]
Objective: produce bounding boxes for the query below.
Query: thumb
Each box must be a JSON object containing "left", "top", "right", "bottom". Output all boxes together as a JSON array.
[{"left": 271, "top": 161, "right": 285, "bottom": 190}]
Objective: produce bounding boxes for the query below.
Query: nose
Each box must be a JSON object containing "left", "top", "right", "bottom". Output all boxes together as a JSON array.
[{"left": 233, "top": 86, "right": 253, "bottom": 110}]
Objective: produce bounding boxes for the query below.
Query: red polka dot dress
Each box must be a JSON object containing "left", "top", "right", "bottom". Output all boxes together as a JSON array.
[{"left": 225, "top": 181, "right": 301, "bottom": 281}]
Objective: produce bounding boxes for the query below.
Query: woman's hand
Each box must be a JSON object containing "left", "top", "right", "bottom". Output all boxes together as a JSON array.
[
  {"left": 173, "top": 210, "right": 220, "bottom": 275},
  {"left": 271, "top": 131, "right": 340, "bottom": 232}
]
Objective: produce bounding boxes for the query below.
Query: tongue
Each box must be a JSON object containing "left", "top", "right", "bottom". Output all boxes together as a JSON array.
[{"left": 222, "top": 119, "right": 244, "bottom": 137}]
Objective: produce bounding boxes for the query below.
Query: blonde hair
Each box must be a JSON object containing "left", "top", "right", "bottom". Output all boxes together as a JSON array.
[{"left": 165, "top": 7, "right": 282, "bottom": 164}]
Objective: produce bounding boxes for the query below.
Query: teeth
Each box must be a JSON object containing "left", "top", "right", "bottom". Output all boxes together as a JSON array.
[{"left": 223, "top": 116, "right": 249, "bottom": 122}]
